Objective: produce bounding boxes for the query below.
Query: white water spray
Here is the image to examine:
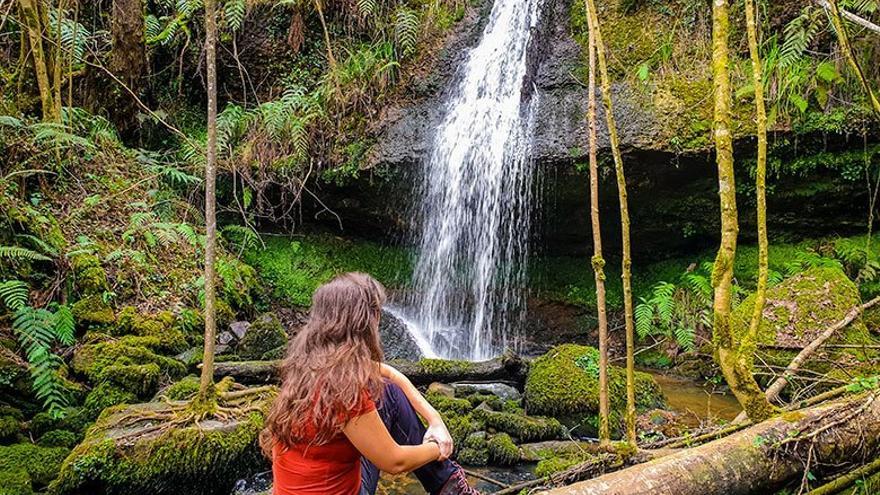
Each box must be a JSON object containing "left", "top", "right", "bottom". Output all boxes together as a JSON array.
[{"left": 396, "top": 0, "right": 543, "bottom": 360}]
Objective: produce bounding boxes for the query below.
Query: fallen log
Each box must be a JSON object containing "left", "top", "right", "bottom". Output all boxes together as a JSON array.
[
  {"left": 211, "top": 354, "right": 526, "bottom": 387},
  {"left": 540, "top": 393, "right": 880, "bottom": 495}
]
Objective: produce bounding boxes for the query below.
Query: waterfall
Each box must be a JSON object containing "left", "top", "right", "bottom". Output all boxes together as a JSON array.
[{"left": 393, "top": 0, "right": 543, "bottom": 360}]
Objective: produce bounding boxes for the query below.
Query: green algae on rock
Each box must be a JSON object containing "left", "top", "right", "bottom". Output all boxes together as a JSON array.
[{"left": 236, "top": 314, "right": 287, "bottom": 360}]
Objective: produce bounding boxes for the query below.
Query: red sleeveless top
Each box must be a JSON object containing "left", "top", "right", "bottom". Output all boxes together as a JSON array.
[{"left": 272, "top": 393, "right": 376, "bottom": 495}]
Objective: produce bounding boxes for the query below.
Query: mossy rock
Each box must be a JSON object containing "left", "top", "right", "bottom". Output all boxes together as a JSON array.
[
  {"left": 524, "top": 344, "right": 664, "bottom": 419},
  {"left": 50, "top": 400, "right": 271, "bottom": 495},
  {"left": 426, "top": 392, "right": 473, "bottom": 416},
  {"left": 37, "top": 430, "right": 79, "bottom": 449},
  {"left": 72, "top": 337, "right": 186, "bottom": 392},
  {"left": 160, "top": 376, "right": 201, "bottom": 401},
  {"left": 456, "top": 431, "right": 489, "bottom": 466},
  {"left": 71, "top": 296, "right": 115, "bottom": 327},
  {"left": 0, "top": 443, "right": 70, "bottom": 492},
  {"left": 114, "top": 308, "right": 188, "bottom": 354},
  {"left": 472, "top": 408, "right": 564, "bottom": 443},
  {"left": 0, "top": 414, "right": 22, "bottom": 443},
  {"left": 70, "top": 254, "right": 109, "bottom": 296},
  {"left": 29, "top": 408, "right": 91, "bottom": 440},
  {"left": 236, "top": 314, "right": 287, "bottom": 361},
  {"left": 486, "top": 433, "right": 519, "bottom": 466},
  {"left": 84, "top": 382, "right": 138, "bottom": 421},
  {"left": 731, "top": 267, "right": 878, "bottom": 389}
]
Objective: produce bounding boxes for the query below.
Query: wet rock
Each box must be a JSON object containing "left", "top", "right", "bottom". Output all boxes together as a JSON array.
[
  {"left": 237, "top": 314, "right": 287, "bottom": 360},
  {"left": 217, "top": 331, "right": 236, "bottom": 346},
  {"left": 229, "top": 321, "right": 251, "bottom": 340},
  {"left": 451, "top": 382, "right": 522, "bottom": 402},
  {"left": 379, "top": 310, "right": 423, "bottom": 361}
]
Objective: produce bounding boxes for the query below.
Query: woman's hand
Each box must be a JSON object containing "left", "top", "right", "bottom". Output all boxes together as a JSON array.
[{"left": 424, "top": 421, "right": 453, "bottom": 461}]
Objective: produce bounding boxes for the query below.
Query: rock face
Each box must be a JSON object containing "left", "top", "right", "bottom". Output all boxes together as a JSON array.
[
  {"left": 378, "top": 310, "right": 423, "bottom": 360},
  {"left": 731, "top": 267, "right": 879, "bottom": 391}
]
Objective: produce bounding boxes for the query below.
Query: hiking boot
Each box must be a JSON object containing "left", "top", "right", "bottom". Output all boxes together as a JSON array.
[{"left": 437, "top": 466, "right": 480, "bottom": 495}]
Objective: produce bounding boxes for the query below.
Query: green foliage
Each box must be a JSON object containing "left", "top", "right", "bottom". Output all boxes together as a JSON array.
[
  {"left": 236, "top": 314, "right": 287, "bottom": 360},
  {"left": 0, "top": 246, "right": 52, "bottom": 263},
  {"left": 634, "top": 263, "right": 714, "bottom": 352},
  {"left": 486, "top": 433, "right": 520, "bottom": 466},
  {"left": 0, "top": 443, "right": 70, "bottom": 492},
  {"left": 394, "top": 7, "right": 420, "bottom": 57}
]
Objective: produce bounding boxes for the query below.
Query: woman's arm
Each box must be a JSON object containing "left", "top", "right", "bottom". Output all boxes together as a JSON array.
[
  {"left": 380, "top": 363, "right": 453, "bottom": 460},
  {"left": 344, "top": 409, "right": 441, "bottom": 474}
]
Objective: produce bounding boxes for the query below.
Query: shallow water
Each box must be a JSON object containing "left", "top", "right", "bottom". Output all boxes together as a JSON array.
[{"left": 648, "top": 371, "right": 742, "bottom": 425}]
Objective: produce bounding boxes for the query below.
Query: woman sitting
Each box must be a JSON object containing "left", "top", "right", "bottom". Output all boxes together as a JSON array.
[{"left": 260, "top": 272, "right": 479, "bottom": 495}]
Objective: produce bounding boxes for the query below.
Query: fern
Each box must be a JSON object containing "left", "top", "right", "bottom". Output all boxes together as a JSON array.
[
  {"left": 12, "top": 306, "right": 70, "bottom": 417},
  {"left": 394, "top": 7, "right": 420, "bottom": 57},
  {"left": 635, "top": 299, "right": 655, "bottom": 340},
  {"left": 780, "top": 7, "right": 821, "bottom": 69},
  {"left": 0, "top": 280, "right": 29, "bottom": 310},
  {"left": 0, "top": 246, "right": 52, "bottom": 262},
  {"left": 221, "top": 224, "right": 261, "bottom": 251},
  {"left": 357, "top": 0, "right": 378, "bottom": 19},
  {"left": 54, "top": 305, "right": 75, "bottom": 346},
  {"left": 224, "top": 0, "right": 247, "bottom": 31}
]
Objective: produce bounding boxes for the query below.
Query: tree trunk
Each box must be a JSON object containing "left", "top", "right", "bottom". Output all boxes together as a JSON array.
[
  {"left": 825, "top": 0, "right": 880, "bottom": 117},
  {"left": 710, "top": 0, "right": 776, "bottom": 422},
  {"left": 583, "top": 0, "right": 637, "bottom": 445},
  {"left": 110, "top": 0, "right": 147, "bottom": 134},
  {"left": 539, "top": 393, "right": 880, "bottom": 495},
  {"left": 19, "top": 0, "right": 58, "bottom": 121},
  {"left": 198, "top": 0, "right": 219, "bottom": 401},
  {"left": 583, "top": 0, "right": 610, "bottom": 446},
  {"left": 212, "top": 355, "right": 528, "bottom": 387}
]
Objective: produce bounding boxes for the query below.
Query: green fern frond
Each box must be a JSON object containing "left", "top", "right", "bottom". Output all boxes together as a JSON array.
[
  {"left": 15, "top": 234, "right": 59, "bottom": 258},
  {"left": 0, "top": 246, "right": 52, "bottom": 262},
  {"left": 635, "top": 299, "right": 655, "bottom": 340},
  {"left": 0, "top": 280, "right": 29, "bottom": 310},
  {"left": 53, "top": 305, "right": 75, "bottom": 346},
  {"left": 224, "top": 0, "right": 247, "bottom": 31},
  {"left": 394, "top": 7, "right": 420, "bottom": 57}
]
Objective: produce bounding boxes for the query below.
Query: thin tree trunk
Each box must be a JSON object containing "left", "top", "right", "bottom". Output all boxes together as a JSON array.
[
  {"left": 314, "top": 0, "right": 337, "bottom": 70},
  {"left": 815, "top": 0, "right": 880, "bottom": 34},
  {"left": 582, "top": 0, "right": 637, "bottom": 445},
  {"left": 583, "top": 0, "right": 610, "bottom": 445},
  {"left": 825, "top": 0, "right": 880, "bottom": 117},
  {"left": 711, "top": 0, "right": 776, "bottom": 422},
  {"left": 198, "top": 0, "right": 219, "bottom": 401},
  {"left": 53, "top": 0, "right": 65, "bottom": 121},
  {"left": 19, "top": 0, "right": 57, "bottom": 121}
]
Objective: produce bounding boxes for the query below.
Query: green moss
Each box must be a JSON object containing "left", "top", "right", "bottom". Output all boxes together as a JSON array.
[
  {"left": 0, "top": 466, "right": 32, "bottom": 495},
  {"left": 237, "top": 315, "right": 287, "bottom": 360},
  {"left": 444, "top": 413, "right": 483, "bottom": 449},
  {"left": 0, "top": 443, "right": 69, "bottom": 490},
  {"left": 50, "top": 402, "right": 270, "bottom": 495},
  {"left": 162, "top": 376, "right": 201, "bottom": 401},
  {"left": 70, "top": 254, "right": 109, "bottom": 296},
  {"left": 412, "top": 358, "right": 475, "bottom": 377},
  {"left": 464, "top": 392, "right": 504, "bottom": 411},
  {"left": 29, "top": 408, "right": 91, "bottom": 439},
  {"left": 525, "top": 344, "right": 663, "bottom": 419},
  {"left": 457, "top": 432, "right": 488, "bottom": 466},
  {"left": 535, "top": 454, "right": 589, "bottom": 478},
  {"left": 731, "top": 267, "right": 878, "bottom": 390},
  {"left": 426, "top": 392, "right": 473, "bottom": 416},
  {"left": 114, "top": 308, "right": 188, "bottom": 354},
  {"left": 486, "top": 433, "right": 519, "bottom": 466},
  {"left": 473, "top": 408, "right": 564, "bottom": 443},
  {"left": 72, "top": 337, "right": 186, "bottom": 386},
  {"left": 0, "top": 414, "right": 21, "bottom": 443},
  {"left": 37, "top": 431, "right": 78, "bottom": 449},
  {"left": 83, "top": 382, "right": 137, "bottom": 421},
  {"left": 71, "top": 296, "right": 115, "bottom": 326},
  {"left": 244, "top": 235, "right": 411, "bottom": 307}
]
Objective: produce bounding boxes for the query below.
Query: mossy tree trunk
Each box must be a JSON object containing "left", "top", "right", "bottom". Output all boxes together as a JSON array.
[
  {"left": 199, "top": 0, "right": 219, "bottom": 402},
  {"left": 110, "top": 0, "right": 147, "bottom": 134},
  {"left": 710, "top": 0, "right": 775, "bottom": 422},
  {"left": 583, "top": 0, "right": 637, "bottom": 445},
  {"left": 583, "top": 0, "right": 610, "bottom": 445},
  {"left": 19, "top": 0, "right": 59, "bottom": 122},
  {"left": 825, "top": 0, "right": 880, "bottom": 117}
]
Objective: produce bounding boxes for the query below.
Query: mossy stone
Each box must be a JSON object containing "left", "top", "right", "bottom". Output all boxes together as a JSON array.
[
  {"left": 72, "top": 337, "right": 186, "bottom": 388},
  {"left": 0, "top": 443, "right": 69, "bottom": 490},
  {"left": 71, "top": 296, "right": 115, "bottom": 326},
  {"left": 236, "top": 314, "right": 287, "bottom": 361},
  {"left": 486, "top": 433, "right": 519, "bottom": 466},
  {"left": 0, "top": 414, "right": 22, "bottom": 443},
  {"left": 161, "top": 376, "right": 201, "bottom": 401},
  {"left": 524, "top": 344, "right": 663, "bottom": 419},
  {"left": 37, "top": 430, "right": 78, "bottom": 449},
  {"left": 29, "top": 408, "right": 91, "bottom": 439},
  {"left": 50, "top": 400, "right": 271, "bottom": 495},
  {"left": 457, "top": 432, "right": 489, "bottom": 466},
  {"left": 472, "top": 408, "right": 564, "bottom": 443},
  {"left": 84, "top": 382, "right": 138, "bottom": 421},
  {"left": 70, "top": 254, "right": 109, "bottom": 296},
  {"left": 114, "top": 308, "right": 188, "bottom": 354},
  {"left": 731, "top": 267, "right": 878, "bottom": 389}
]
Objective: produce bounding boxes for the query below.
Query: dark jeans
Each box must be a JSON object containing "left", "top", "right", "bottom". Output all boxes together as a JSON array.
[{"left": 360, "top": 381, "right": 459, "bottom": 495}]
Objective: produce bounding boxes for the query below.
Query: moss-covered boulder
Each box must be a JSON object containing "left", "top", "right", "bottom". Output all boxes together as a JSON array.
[
  {"left": 731, "top": 267, "right": 879, "bottom": 389},
  {"left": 83, "top": 382, "right": 137, "bottom": 420},
  {"left": 0, "top": 442, "right": 70, "bottom": 494},
  {"left": 0, "top": 410, "right": 23, "bottom": 444},
  {"left": 71, "top": 336, "right": 186, "bottom": 398},
  {"left": 236, "top": 314, "right": 287, "bottom": 360},
  {"left": 71, "top": 296, "right": 115, "bottom": 326},
  {"left": 524, "top": 344, "right": 664, "bottom": 421},
  {"left": 70, "top": 253, "right": 109, "bottom": 296},
  {"left": 159, "top": 376, "right": 201, "bottom": 401},
  {"left": 486, "top": 433, "right": 519, "bottom": 466},
  {"left": 472, "top": 407, "right": 564, "bottom": 442},
  {"left": 50, "top": 400, "right": 271, "bottom": 495},
  {"left": 114, "top": 308, "right": 188, "bottom": 354}
]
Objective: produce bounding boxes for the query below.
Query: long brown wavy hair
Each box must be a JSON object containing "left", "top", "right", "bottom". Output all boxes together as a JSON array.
[{"left": 260, "top": 272, "right": 386, "bottom": 455}]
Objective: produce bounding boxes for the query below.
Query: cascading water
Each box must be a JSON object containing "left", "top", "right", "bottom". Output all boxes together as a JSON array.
[{"left": 392, "top": 0, "right": 543, "bottom": 360}]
